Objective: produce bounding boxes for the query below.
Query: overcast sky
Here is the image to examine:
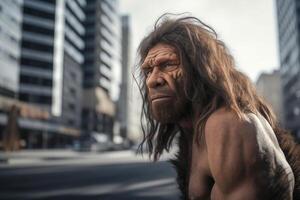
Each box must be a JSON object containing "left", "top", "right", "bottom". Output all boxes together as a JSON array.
[{"left": 119, "top": 0, "right": 279, "bottom": 82}]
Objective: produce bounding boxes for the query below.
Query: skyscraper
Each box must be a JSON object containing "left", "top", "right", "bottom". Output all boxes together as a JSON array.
[
  {"left": 256, "top": 70, "right": 284, "bottom": 125},
  {"left": 3, "top": 0, "right": 86, "bottom": 148},
  {"left": 0, "top": 0, "right": 23, "bottom": 150},
  {"left": 0, "top": 0, "right": 23, "bottom": 98},
  {"left": 118, "top": 15, "right": 142, "bottom": 143},
  {"left": 118, "top": 15, "right": 130, "bottom": 139},
  {"left": 276, "top": 0, "right": 300, "bottom": 139},
  {"left": 0, "top": 0, "right": 125, "bottom": 149},
  {"left": 82, "top": 0, "right": 121, "bottom": 139},
  {"left": 19, "top": 0, "right": 85, "bottom": 129}
]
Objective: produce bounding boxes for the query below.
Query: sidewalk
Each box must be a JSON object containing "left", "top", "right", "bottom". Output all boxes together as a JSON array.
[
  {"left": 0, "top": 148, "right": 177, "bottom": 167},
  {"left": 0, "top": 149, "right": 136, "bottom": 166}
]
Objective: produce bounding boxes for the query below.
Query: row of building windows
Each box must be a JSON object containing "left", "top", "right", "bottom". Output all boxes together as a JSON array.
[
  {"left": 21, "top": 57, "right": 53, "bottom": 70},
  {"left": 20, "top": 75, "right": 53, "bottom": 87},
  {"left": 81, "top": 108, "right": 113, "bottom": 132},
  {"left": 22, "top": 40, "right": 54, "bottom": 53},
  {"left": 19, "top": 93, "right": 52, "bottom": 104},
  {"left": 23, "top": 22, "right": 54, "bottom": 36},
  {"left": 33, "top": 0, "right": 56, "bottom": 6},
  {"left": 66, "top": 0, "right": 86, "bottom": 22},
  {"left": 23, "top": 6, "right": 55, "bottom": 20},
  {"left": 65, "top": 8, "right": 85, "bottom": 36}
]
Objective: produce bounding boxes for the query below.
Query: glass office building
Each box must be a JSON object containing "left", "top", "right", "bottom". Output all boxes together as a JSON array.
[
  {"left": 19, "top": 0, "right": 85, "bottom": 129},
  {"left": 82, "top": 0, "right": 121, "bottom": 139},
  {"left": 12, "top": 0, "right": 86, "bottom": 148},
  {"left": 0, "top": 0, "right": 23, "bottom": 98},
  {"left": 276, "top": 0, "right": 300, "bottom": 139}
]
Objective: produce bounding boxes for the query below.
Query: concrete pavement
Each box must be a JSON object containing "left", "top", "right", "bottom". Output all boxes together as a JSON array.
[
  {"left": 0, "top": 148, "right": 176, "bottom": 166},
  {"left": 0, "top": 149, "right": 143, "bottom": 166}
]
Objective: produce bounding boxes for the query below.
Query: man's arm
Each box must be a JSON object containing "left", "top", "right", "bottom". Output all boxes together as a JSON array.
[{"left": 204, "top": 109, "right": 265, "bottom": 200}]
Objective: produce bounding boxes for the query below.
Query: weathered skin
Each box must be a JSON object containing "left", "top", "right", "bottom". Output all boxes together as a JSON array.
[
  {"left": 141, "top": 43, "right": 187, "bottom": 123},
  {"left": 142, "top": 43, "right": 294, "bottom": 200},
  {"left": 142, "top": 44, "right": 183, "bottom": 89}
]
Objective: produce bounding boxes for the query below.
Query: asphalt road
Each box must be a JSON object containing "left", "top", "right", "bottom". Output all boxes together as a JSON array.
[{"left": 0, "top": 151, "right": 180, "bottom": 200}]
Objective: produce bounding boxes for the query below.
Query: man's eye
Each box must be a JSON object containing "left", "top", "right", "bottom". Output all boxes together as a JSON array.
[
  {"left": 161, "top": 62, "right": 178, "bottom": 71},
  {"left": 160, "top": 62, "right": 171, "bottom": 67},
  {"left": 161, "top": 62, "right": 171, "bottom": 68}
]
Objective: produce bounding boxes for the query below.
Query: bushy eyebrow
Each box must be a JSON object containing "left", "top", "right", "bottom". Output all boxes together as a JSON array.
[
  {"left": 141, "top": 53, "right": 179, "bottom": 69},
  {"left": 155, "top": 55, "right": 179, "bottom": 65}
]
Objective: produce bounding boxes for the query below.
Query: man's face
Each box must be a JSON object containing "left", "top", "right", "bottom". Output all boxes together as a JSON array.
[{"left": 141, "top": 43, "right": 188, "bottom": 123}]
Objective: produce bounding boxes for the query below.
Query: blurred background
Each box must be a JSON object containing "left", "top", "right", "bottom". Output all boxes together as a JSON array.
[{"left": 0, "top": 0, "right": 299, "bottom": 199}]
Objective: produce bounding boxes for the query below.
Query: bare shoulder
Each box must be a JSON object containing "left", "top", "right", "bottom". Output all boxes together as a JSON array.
[
  {"left": 204, "top": 107, "right": 257, "bottom": 144},
  {"left": 204, "top": 108, "right": 258, "bottom": 173}
]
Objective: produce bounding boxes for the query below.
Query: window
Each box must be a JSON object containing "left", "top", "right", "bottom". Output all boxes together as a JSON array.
[
  {"left": 20, "top": 75, "right": 52, "bottom": 87},
  {"left": 23, "top": 23, "right": 54, "bottom": 36},
  {"left": 68, "top": 103, "right": 75, "bottom": 111},
  {"left": 69, "top": 88, "right": 76, "bottom": 96},
  {"left": 21, "top": 58, "right": 53, "bottom": 69},
  {"left": 22, "top": 40, "right": 53, "bottom": 53}
]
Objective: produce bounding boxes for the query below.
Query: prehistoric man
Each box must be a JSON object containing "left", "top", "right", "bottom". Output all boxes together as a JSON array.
[{"left": 137, "top": 15, "right": 300, "bottom": 200}]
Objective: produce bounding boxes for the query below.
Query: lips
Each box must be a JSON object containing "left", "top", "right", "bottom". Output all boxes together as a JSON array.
[{"left": 151, "top": 95, "right": 173, "bottom": 102}]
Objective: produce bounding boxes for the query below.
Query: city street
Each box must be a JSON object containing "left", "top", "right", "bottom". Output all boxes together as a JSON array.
[{"left": 0, "top": 150, "right": 180, "bottom": 200}]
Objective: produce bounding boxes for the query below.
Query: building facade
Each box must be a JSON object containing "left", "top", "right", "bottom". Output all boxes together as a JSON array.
[
  {"left": 59, "top": 0, "right": 85, "bottom": 129},
  {"left": 276, "top": 0, "right": 300, "bottom": 139},
  {"left": 256, "top": 70, "right": 284, "bottom": 125},
  {"left": 82, "top": 0, "right": 121, "bottom": 139},
  {"left": 19, "top": 0, "right": 85, "bottom": 128},
  {"left": 19, "top": 0, "right": 56, "bottom": 113},
  {"left": 0, "top": 0, "right": 23, "bottom": 150},
  {"left": 118, "top": 15, "right": 142, "bottom": 144},
  {"left": 0, "top": 0, "right": 23, "bottom": 98},
  {"left": 0, "top": 0, "right": 126, "bottom": 149},
  {"left": 118, "top": 15, "right": 130, "bottom": 139},
  {"left": 6, "top": 0, "right": 85, "bottom": 149}
]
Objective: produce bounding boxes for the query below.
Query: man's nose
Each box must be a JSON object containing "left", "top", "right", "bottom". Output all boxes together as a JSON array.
[{"left": 146, "top": 67, "right": 165, "bottom": 88}]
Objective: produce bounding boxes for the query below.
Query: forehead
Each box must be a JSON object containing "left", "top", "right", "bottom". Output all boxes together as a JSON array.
[{"left": 142, "top": 43, "right": 178, "bottom": 66}]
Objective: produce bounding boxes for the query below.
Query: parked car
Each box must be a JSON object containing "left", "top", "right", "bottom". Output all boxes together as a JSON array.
[{"left": 73, "top": 132, "right": 113, "bottom": 152}]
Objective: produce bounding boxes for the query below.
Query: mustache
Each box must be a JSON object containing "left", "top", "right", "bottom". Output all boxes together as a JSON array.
[{"left": 148, "top": 88, "right": 175, "bottom": 101}]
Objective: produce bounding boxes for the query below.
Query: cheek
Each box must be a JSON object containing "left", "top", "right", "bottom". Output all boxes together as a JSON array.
[
  {"left": 164, "top": 68, "right": 183, "bottom": 92},
  {"left": 172, "top": 68, "right": 183, "bottom": 80},
  {"left": 169, "top": 68, "right": 183, "bottom": 85}
]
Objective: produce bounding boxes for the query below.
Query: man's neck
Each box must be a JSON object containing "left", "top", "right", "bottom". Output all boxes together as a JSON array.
[{"left": 178, "top": 117, "right": 194, "bottom": 135}]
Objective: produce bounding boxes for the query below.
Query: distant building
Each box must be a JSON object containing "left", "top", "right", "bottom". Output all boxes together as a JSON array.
[
  {"left": 117, "top": 15, "right": 142, "bottom": 144},
  {"left": 19, "top": 0, "right": 56, "bottom": 114},
  {"left": 256, "top": 70, "right": 284, "bottom": 125},
  {"left": 19, "top": 0, "right": 85, "bottom": 129},
  {"left": 127, "top": 78, "right": 143, "bottom": 143},
  {"left": 119, "top": 16, "right": 142, "bottom": 143},
  {"left": 0, "top": 0, "right": 86, "bottom": 149},
  {"left": 276, "top": 0, "right": 300, "bottom": 139},
  {"left": 117, "top": 15, "right": 130, "bottom": 140},
  {"left": 82, "top": 0, "right": 121, "bottom": 140},
  {"left": 0, "top": 0, "right": 126, "bottom": 149},
  {"left": 0, "top": 0, "right": 23, "bottom": 150},
  {"left": 0, "top": 0, "right": 23, "bottom": 98}
]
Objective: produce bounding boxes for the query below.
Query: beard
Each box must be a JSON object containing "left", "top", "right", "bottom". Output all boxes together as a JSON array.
[{"left": 151, "top": 95, "right": 190, "bottom": 124}]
